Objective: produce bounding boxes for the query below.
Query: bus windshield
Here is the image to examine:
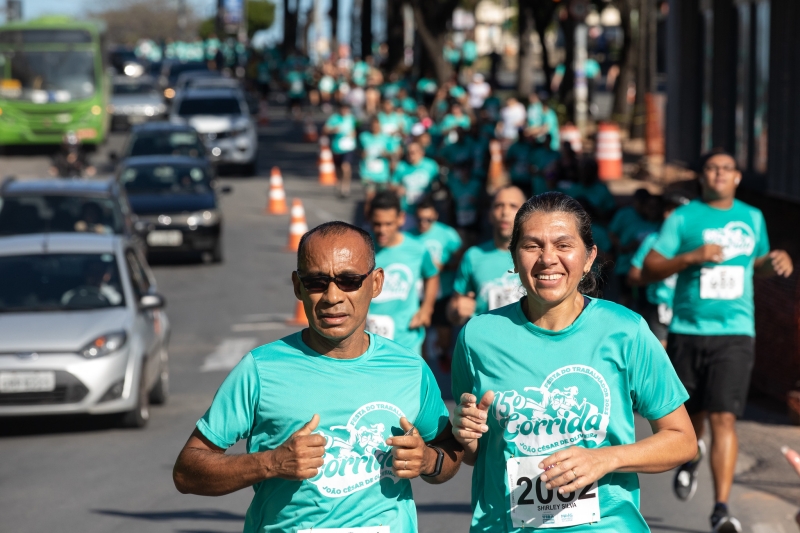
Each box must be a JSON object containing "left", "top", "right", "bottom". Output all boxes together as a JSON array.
[{"left": 1, "top": 50, "right": 96, "bottom": 102}]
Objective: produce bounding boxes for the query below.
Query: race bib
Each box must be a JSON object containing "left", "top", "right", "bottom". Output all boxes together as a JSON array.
[
  {"left": 367, "top": 159, "right": 386, "bottom": 173},
  {"left": 507, "top": 456, "right": 600, "bottom": 529},
  {"left": 291, "top": 80, "right": 303, "bottom": 92},
  {"left": 699, "top": 266, "right": 745, "bottom": 300},
  {"left": 297, "top": 526, "right": 389, "bottom": 533},
  {"left": 365, "top": 314, "right": 395, "bottom": 340},
  {"left": 339, "top": 136, "right": 356, "bottom": 151},
  {"left": 657, "top": 303, "right": 673, "bottom": 326},
  {"left": 488, "top": 285, "right": 521, "bottom": 311}
]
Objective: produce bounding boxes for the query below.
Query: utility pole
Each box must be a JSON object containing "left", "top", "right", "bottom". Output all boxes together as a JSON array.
[
  {"left": 361, "top": 0, "right": 372, "bottom": 59},
  {"left": 177, "top": 0, "right": 188, "bottom": 41},
  {"left": 569, "top": 0, "right": 589, "bottom": 135}
]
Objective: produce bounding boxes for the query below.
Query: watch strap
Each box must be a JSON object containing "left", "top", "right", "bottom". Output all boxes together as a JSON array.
[{"left": 421, "top": 444, "right": 444, "bottom": 478}]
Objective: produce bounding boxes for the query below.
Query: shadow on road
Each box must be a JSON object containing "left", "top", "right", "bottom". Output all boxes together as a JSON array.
[
  {"left": 415, "top": 503, "right": 472, "bottom": 514},
  {"left": 0, "top": 414, "right": 121, "bottom": 437},
  {"left": 93, "top": 509, "right": 245, "bottom": 522}
]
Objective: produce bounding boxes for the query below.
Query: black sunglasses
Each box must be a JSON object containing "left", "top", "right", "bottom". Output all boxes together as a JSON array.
[{"left": 297, "top": 268, "right": 374, "bottom": 293}]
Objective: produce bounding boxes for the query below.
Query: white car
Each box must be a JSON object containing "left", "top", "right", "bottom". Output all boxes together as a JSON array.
[
  {"left": 0, "top": 233, "right": 170, "bottom": 428},
  {"left": 109, "top": 75, "right": 167, "bottom": 130},
  {"left": 169, "top": 87, "right": 258, "bottom": 175}
]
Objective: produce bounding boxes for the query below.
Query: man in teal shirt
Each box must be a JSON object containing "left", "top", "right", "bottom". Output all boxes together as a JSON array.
[
  {"left": 323, "top": 104, "right": 358, "bottom": 197},
  {"left": 450, "top": 185, "right": 527, "bottom": 324},
  {"left": 173, "top": 221, "right": 462, "bottom": 532},
  {"left": 367, "top": 191, "right": 440, "bottom": 355},
  {"left": 643, "top": 151, "right": 793, "bottom": 533},
  {"left": 411, "top": 197, "right": 463, "bottom": 366},
  {"left": 391, "top": 141, "right": 440, "bottom": 214}
]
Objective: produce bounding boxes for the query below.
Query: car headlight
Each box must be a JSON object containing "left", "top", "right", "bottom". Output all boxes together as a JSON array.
[
  {"left": 81, "top": 331, "right": 127, "bottom": 358},
  {"left": 186, "top": 210, "right": 220, "bottom": 227}
]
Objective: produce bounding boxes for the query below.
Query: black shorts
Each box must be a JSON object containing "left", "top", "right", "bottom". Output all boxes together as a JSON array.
[
  {"left": 666, "top": 333, "right": 755, "bottom": 417},
  {"left": 431, "top": 297, "right": 451, "bottom": 327},
  {"left": 333, "top": 151, "right": 356, "bottom": 167}
]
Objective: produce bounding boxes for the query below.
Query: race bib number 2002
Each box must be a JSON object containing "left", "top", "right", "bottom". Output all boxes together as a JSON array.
[{"left": 507, "top": 456, "right": 600, "bottom": 529}]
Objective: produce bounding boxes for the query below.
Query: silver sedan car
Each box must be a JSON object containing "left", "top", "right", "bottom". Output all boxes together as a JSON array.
[{"left": 0, "top": 233, "right": 170, "bottom": 428}]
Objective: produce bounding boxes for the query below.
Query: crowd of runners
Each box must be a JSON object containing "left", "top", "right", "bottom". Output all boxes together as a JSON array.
[{"left": 173, "top": 46, "right": 794, "bottom": 533}]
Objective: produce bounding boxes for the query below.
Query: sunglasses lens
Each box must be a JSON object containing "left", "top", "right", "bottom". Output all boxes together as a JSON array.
[
  {"left": 302, "top": 277, "right": 331, "bottom": 292},
  {"left": 335, "top": 276, "right": 363, "bottom": 291}
]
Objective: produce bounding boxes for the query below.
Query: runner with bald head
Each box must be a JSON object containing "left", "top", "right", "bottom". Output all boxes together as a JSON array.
[
  {"left": 449, "top": 185, "right": 528, "bottom": 325},
  {"left": 173, "top": 221, "right": 462, "bottom": 532}
]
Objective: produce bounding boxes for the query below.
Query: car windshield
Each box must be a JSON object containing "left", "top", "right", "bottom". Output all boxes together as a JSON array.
[
  {"left": 167, "top": 62, "right": 207, "bottom": 85},
  {"left": 177, "top": 97, "right": 241, "bottom": 116},
  {"left": 120, "top": 164, "right": 211, "bottom": 194},
  {"left": 0, "top": 196, "right": 123, "bottom": 236},
  {"left": 113, "top": 81, "right": 157, "bottom": 96},
  {"left": 0, "top": 50, "right": 96, "bottom": 102},
  {"left": 0, "top": 253, "right": 126, "bottom": 312},
  {"left": 127, "top": 131, "right": 205, "bottom": 158}
]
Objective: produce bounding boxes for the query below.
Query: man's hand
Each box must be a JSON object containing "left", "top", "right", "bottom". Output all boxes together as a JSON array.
[
  {"left": 687, "top": 244, "right": 724, "bottom": 265},
  {"left": 766, "top": 250, "right": 794, "bottom": 277},
  {"left": 449, "top": 292, "right": 476, "bottom": 325},
  {"left": 409, "top": 307, "right": 432, "bottom": 329},
  {"left": 538, "top": 446, "right": 617, "bottom": 495},
  {"left": 386, "top": 417, "right": 431, "bottom": 479},
  {"left": 453, "top": 391, "right": 494, "bottom": 449},
  {"left": 268, "top": 414, "right": 326, "bottom": 480}
]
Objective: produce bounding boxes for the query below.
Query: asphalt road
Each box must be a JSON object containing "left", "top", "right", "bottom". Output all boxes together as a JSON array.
[{"left": 0, "top": 112, "right": 797, "bottom": 533}]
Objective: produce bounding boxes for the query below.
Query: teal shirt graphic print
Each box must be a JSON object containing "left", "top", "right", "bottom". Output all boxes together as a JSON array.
[
  {"left": 197, "top": 332, "right": 450, "bottom": 533},
  {"left": 368, "top": 234, "right": 438, "bottom": 353},
  {"left": 652, "top": 199, "right": 769, "bottom": 336},
  {"left": 452, "top": 299, "right": 689, "bottom": 533},
  {"left": 453, "top": 240, "right": 522, "bottom": 315}
]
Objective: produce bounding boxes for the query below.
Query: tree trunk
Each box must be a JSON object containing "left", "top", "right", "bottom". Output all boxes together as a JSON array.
[
  {"left": 532, "top": 0, "right": 556, "bottom": 91},
  {"left": 386, "top": 0, "right": 405, "bottom": 69},
  {"left": 330, "top": 0, "right": 339, "bottom": 46},
  {"left": 282, "top": 0, "right": 298, "bottom": 55},
  {"left": 517, "top": 0, "right": 535, "bottom": 96},
  {"left": 361, "top": 0, "right": 372, "bottom": 58},
  {"left": 612, "top": 0, "right": 633, "bottom": 128},
  {"left": 409, "top": 0, "right": 457, "bottom": 84}
]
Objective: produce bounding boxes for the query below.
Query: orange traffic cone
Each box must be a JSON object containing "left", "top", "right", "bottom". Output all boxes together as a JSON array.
[
  {"left": 487, "top": 139, "right": 506, "bottom": 191},
  {"left": 560, "top": 123, "right": 583, "bottom": 154},
  {"left": 318, "top": 137, "right": 337, "bottom": 186},
  {"left": 266, "top": 167, "right": 288, "bottom": 214},
  {"left": 286, "top": 298, "right": 309, "bottom": 326},
  {"left": 258, "top": 98, "right": 269, "bottom": 126},
  {"left": 303, "top": 118, "right": 318, "bottom": 143},
  {"left": 597, "top": 122, "right": 623, "bottom": 181},
  {"left": 286, "top": 199, "right": 308, "bottom": 252}
]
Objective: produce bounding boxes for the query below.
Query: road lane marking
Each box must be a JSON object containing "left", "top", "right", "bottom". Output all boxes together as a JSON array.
[
  {"left": 231, "top": 322, "right": 293, "bottom": 332},
  {"left": 200, "top": 338, "right": 258, "bottom": 372}
]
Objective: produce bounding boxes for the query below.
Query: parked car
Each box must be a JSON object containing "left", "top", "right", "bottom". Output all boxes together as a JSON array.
[
  {"left": 169, "top": 87, "right": 258, "bottom": 174},
  {"left": 109, "top": 76, "right": 167, "bottom": 131},
  {"left": 0, "top": 233, "right": 170, "bottom": 428},
  {"left": 158, "top": 60, "right": 209, "bottom": 103},
  {"left": 116, "top": 122, "right": 207, "bottom": 162},
  {"left": 118, "top": 155, "right": 230, "bottom": 262},
  {"left": 0, "top": 177, "right": 143, "bottom": 243}
]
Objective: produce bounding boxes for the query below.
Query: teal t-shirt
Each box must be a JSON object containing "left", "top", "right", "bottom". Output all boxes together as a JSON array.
[
  {"left": 610, "top": 207, "right": 660, "bottom": 275},
  {"left": 530, "top": 146, "right": 560, "bottom": 175},
  {"left": 452, "top": 298, "right": 689, "bottom": 533},
  {"left": 506, "top": 141, "right": 532, "bottom": 184},
  {"left": 448, "top": 176, "right": 483, "bottom": 228},
  {"left": 631, "top": 231, "right": 676, "bottom": 310},
  {"left": 439, "top": 138, "right": 474, "bottom": 167},
  {"left": 378, "top": 111, "right": 406, "bottom": 137},
  {"left": 416, "top": 78, "right": 438, "bottom": 96},
  {"left": 286, "top": 71, "right": 306, "bottom": 97},
  {"left": 359, "top": 131, "right": 393, "bottom": 183},
  {"left": 368, "top": 235, "right": 439, "bottom": 354},
  {"left": 541, "top": 108, "right": 561, "bottom": 151},
  {"left": 353, "top": 61, "right": 369, "bottom": 87},
  {"left": 652, "top": 199, "right": 769, "bottom": 337},
  {"left": 462, "top": 40, "right": 478, "bottom": 64},
  {"left": 391, "top": 158, "right": 440, "bottom": 211},
  {"left": 556, "top": 60, "right": 600, "bottom": 78},
  {"left": 319, "top": 74, "right": 336, "bottom": 93},
  {"left": 197, "top": 331, "right": 450, "bottom": 533},
  {"left": 411, "top": 221, "right": 463, "bottom": 298},
  {"left": 441, "top": 113, "right": 472, "bottom": 133},
  {"left": 324, "top": 113, "right": 357, "bottom": 154},
  {"left": 453, "top": 240, "right": 523, "bottom": 315},
  {"left": 593, "top": 223, "right": 613, "bottom": 254},
  {"left": 527, "top": 102, "right": 544, "bottom": 128}
]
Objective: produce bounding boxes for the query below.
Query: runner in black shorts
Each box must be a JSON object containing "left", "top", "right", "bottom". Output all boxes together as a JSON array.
[{"left": 642, "top": 151, "right": 794, "bottom": 533}]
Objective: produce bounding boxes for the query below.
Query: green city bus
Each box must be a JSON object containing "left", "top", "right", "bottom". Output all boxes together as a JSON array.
[{"left": 0, "top": 16, "right": 110, "bottom": 147}]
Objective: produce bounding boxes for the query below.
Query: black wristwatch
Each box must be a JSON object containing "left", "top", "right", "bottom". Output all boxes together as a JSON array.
[{"left": 421, "top": 444, "right": 444, "bottom": 478}]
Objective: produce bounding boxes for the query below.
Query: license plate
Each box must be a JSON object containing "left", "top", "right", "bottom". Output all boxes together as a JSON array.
[
  {"left": 0, "top": 371, "right": 56, "bottom": 393},
  {"left": 129, "top": 116, "right": 147, "bottom": 124},
  {"left": 147, "top": 230, "right": 183, "bottom": 247}
]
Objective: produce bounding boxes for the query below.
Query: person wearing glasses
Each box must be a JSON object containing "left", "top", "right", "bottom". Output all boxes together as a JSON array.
[
  {"left": 366, "top": 191, "right": 440, "bottom": 355},
  {"left": 642, "top": 151, "right": 793, "bottom": 533},
  {"left": 173, "top": 220, "right": 462, "bottom": 532}
]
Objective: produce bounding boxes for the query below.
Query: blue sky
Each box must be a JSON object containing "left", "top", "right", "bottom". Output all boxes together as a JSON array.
[{"left": 17, "top": 0, "right": 218, "bottom": 21}]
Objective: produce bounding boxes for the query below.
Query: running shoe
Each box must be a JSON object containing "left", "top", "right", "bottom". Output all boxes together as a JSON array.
[
  {"left": 711, "top": 503, "right": 742, "bottom": 533},
  {"left": 673, "top": 439, "right": 706, "bottom": 501}
]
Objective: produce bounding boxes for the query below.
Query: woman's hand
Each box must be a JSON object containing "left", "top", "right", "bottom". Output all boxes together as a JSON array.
[
  {"left": 452, "top": 391, "right": 494, "bottom": 456},
  {"left": 538, "top": 447, "right": 618, "bottom": 495}
]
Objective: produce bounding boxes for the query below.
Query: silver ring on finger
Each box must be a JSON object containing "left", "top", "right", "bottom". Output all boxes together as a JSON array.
[{"left": 404, "top": 460, "right": 408, "bottom": 470}]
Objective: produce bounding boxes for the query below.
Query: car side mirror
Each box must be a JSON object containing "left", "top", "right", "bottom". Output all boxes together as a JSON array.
[{"left": 139, "top": 293, "right": 166, "bottom": 311}]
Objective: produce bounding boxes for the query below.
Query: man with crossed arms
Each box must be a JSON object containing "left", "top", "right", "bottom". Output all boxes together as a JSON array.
[{"left": 173, "top": 221, "right": 462, "bottom": 532}]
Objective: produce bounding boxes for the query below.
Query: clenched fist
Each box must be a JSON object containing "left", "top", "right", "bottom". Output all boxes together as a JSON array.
[{"left": 268, "top": 414, "right": 326, "bottom": 480}]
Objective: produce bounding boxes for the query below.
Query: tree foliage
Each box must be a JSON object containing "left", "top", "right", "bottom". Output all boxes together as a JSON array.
[
  {"left": 88, "top": 0, "right": 199, "bottom": 44},
  {"left": 198, "top": 0, "right": 276, "bottom": 40}
]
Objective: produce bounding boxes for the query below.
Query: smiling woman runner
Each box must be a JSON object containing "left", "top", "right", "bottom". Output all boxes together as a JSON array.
[{"left": 452, "top": 192, "right": 697, "bottom": 532}]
